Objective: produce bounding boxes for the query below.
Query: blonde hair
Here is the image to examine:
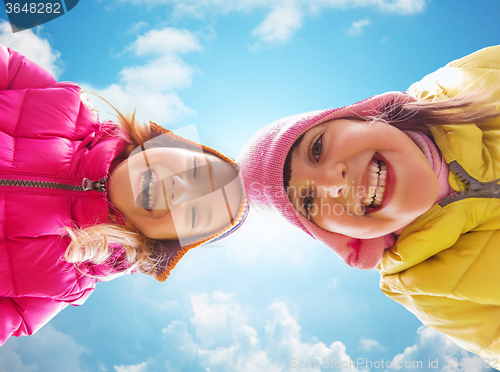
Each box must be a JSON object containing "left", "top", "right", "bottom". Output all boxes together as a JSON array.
[
  {"left": 64, "top": 99, "right": 168, "bottom": 279},
  {"left": 367, "top": 90, "right": 500, "bottom": 133}
]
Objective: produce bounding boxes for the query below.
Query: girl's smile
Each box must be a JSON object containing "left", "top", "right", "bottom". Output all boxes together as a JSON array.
[
  {"left": 361, "top": 154, "right": 395, "bottom": 214},
  {"left": 138, "top": 168, "right": 159, "bottom": 210},
  {"left": 287, "top": 119, "right": 439, "bottom": 239},
  {"left": 362, "top": 157, "right": 387, "bottom": 208}
]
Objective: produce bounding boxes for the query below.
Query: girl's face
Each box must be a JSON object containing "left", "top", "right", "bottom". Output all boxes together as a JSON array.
[
  {"left": 287, "top": 119, "right": 438, "bottom": 239},
  {"left": 108, "top": 147, "right": 242, "bottom": 243}
]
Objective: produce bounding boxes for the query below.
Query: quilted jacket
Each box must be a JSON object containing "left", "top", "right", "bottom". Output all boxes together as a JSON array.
[
  {"left": 379, "top": 46, "right": 500, "bottom": 363},
  {"left": 0, "top": 45, "right": 128, "bottom": 345}
]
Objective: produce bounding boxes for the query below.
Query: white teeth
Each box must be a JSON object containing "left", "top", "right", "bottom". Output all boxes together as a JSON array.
[
  {"left": 363, "top": 196, "right": 373, "bottom": 204},
  {"left": 140, "top": 173, "right": 145, "bottom": 193},
  {"left": 148, "top": 172, "right": 156, "bottom": 209},
  {"left": 362, "top": 159, "right": 388, "bottom": 208}
]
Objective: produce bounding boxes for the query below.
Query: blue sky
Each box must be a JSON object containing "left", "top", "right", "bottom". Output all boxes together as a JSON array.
[{"left": 1, "top": 1, "right": 500, "bottom": 371}]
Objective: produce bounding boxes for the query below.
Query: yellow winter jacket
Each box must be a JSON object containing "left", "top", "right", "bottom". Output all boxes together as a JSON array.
[{"left": 379, "top": 45, "right": 500, "bottom": 363}]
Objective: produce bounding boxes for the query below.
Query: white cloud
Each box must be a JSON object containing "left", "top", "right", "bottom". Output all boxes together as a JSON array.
[
  {"left": 358, "top": 338, "right": 386, "bottom": 352},
  {"left": 375, "top": 0, "right": 426, "bottom": 14},
  {"left": 84, "top": 26, "right": 201, "bottom": 124},
  {"left": 119, "top": 56, "right": 199, "bottom": 92},
  {"left": 262, "top": 301, "right": 357, "bottom": 371},
  {"left": 302, "top": 0, "right": 426, "bottom": 15},
  {"left": 347, "top": 18, "right": 370, "bottom": 36},
  {"left": 192, "top": 294, "right": 360, "bottom": 371},
  {"left": 101, "top": 292, "right": 496, "bottom": 372},
  {"left": 0, "top": 21, "right": 200, "bottom": 125},
  {"left": 115, "top": 0, "right": 426, "bottom": 47},
  {"left": 0, "top": 342, "right": 36, "bottom": 372},
  {"left": 190, "top": 291, "right": 246, "bottom": 348},
  {"left": 0, "top": 20, "right": 62, "bottom": 78},
  {"left": 0, "top": 325, "right": 86, "bottom": 372},
  {"left": 83, "top": 83, "right": 195, "bottom": 125},
  {"left": 133, "top": 291, "right": 360, "bottom": 372},
  {"left": 129, "top": 27, "right": 202, "bottom": 56},
  {"left": 388, "top": 326, "right": 494, "bottom": 371},
  {"left": 127, "top": 21, "right": 149, "bottom": 34},
  {"left": 114, "top": 362, "right": 148, "bottom": 372},
  {"left": 169, "top": 0, "right": 271, "bottom": 18},
  {"left": 251, "top": 6, "right": 303, "bottom": 45},
  {"left": 6, "top": 295, "right": 489, "bottom": 372},
  {"left": 118, "top": 0, "right": 426, "bottom": 16}
]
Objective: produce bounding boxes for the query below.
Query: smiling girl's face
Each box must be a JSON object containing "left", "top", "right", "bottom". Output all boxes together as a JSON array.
[
  {"left": 286, "top": 119, "right": 439, "bottom": 239},
  {"left": 108, "top": 147, "right": 242, "bottom": 243}
]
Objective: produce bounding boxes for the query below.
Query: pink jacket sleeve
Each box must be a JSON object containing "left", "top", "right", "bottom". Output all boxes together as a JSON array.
[
  {"left": 0, "top": 297, "right": 68, "bottom": 345},
  {"left": 0, "top": 44, "right": 56, "bottom": 90}
]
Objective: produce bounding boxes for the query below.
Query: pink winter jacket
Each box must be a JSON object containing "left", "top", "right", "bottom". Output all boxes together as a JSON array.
[{"left": 0, "top": 46, "right": 129, "bottom": 344}]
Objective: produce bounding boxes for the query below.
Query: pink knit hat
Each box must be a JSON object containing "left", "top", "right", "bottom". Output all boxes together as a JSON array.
[{"left": 237, "top": 92, "right": 415, "bottom": 269}]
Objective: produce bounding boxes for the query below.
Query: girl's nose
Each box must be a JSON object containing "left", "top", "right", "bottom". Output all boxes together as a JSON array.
[
  {"left": 167, "top": 169, "right": 213, "bottom": 205},
  {"left": 169, "top": 175, "right": 187, "bottom": 205},
  {"left": 164, "top": 162, "right": 234, "bottom": 207},
  {"left": 319, "top": 163, "right": 347, "bottom": 199}
]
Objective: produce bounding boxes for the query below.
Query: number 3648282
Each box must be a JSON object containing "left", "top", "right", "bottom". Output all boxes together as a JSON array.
[{"left": 5, "top": 3, "right": 61, "bottom": 13}]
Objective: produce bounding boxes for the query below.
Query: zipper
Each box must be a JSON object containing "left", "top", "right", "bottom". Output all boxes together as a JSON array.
[
  {"left": 0, "top": 177, "right": 107, "bottom": 194},
  {"left": 438, "top": 161, "right": 500, "bottom": 207}
]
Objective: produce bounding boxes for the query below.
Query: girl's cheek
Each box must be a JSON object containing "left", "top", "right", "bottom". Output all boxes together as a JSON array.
[{"left": 171, "top": 203, "right": 191, "bottom": 237}]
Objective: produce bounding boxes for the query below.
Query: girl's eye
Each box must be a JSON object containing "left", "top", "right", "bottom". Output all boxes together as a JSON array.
[
  {"left": 193, "top": 157, "right": 198, "bottom": 179},
  {"left": 311, "top": 136, "right": 323, "bottom": 162},
  {"left": 191, "top": 206, "right": 197, "bottom": 228}
]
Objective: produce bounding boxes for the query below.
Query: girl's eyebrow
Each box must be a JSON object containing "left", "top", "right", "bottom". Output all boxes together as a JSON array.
[{"left": 205, "top": 156, "right": 215, "bottom": 192}]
